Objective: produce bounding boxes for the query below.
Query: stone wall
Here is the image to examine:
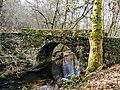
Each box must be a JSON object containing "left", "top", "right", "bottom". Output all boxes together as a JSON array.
[
  {"left": 0, "top": 29, "right": 120, "bottom": 73},
  {"left": 103, "top": 38, "right": 120, "bottom": 68}
]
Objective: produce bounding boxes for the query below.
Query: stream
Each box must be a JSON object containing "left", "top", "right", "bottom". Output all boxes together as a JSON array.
[{"left": 0, "top": 65, "right": 54, "bottom": 90}]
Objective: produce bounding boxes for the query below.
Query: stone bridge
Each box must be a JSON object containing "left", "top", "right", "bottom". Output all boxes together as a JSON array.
[{"left": 0, "top": 29, "right": 120, "bottom": 73}]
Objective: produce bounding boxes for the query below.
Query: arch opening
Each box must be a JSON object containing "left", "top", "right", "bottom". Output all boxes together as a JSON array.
[
  {"left": 34, "top": 42, "right": 59, "bottom": 68},
  {"left": 35, "top": 43, "right": 80, "bottom": 76},
  {"left": 34, "top": 43, "right": 80, "bottom": 87}
]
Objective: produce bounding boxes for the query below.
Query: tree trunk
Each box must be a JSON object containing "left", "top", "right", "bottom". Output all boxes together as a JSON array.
[
  {"left": 86, "top": 0, "right": 103, "bottom": 75},
  {"left": 61, "top": 0, "right": 68, "bottom": 29},
  {"left": 0, "top": 0, "right": 3, "bottom": 13},
  {"left": 108, "top": 0, "right": 119, "bottom": 36}
]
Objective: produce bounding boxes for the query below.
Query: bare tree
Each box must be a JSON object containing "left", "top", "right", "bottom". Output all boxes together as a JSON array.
[
  {"left": 108, "top": 0, "right": 120, "bottom": 36},
  {"left": 25, "top": 0, "right": 93, "bottom": 30},
  {"left": 0, "top": 0, "right": 119, "bottom": 36}
]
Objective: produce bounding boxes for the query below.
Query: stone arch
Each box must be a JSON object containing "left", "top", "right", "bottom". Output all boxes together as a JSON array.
[
  {"left": 52, "top": 44, "right": 72, "bottom": 62},
  {"left": 35, "top": 42, "right": 78, "bottom": 70},
  {"left": 35, "top": 42, "right": 59, "bottom": 68}
]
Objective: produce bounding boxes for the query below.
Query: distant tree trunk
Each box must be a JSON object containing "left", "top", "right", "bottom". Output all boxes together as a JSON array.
[
  {"left": 108, "top": 0, "right": 119, "bottom": 36},
  {"left": 0, "top": 0, "right": 3, "bottom": 13},
  {"left": 51, "top": 0, "right": 59, "bottom": 29},
  {"left": 86, "top": 0, "right": 103, "bottom": 75},
  {"left": 61, "top": 0, "right": 68, "bottom": 29}
]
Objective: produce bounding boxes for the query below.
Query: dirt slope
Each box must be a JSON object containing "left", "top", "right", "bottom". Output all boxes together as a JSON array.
[{"left": 81, "top": 64, "right": 120, "bottom": 90}]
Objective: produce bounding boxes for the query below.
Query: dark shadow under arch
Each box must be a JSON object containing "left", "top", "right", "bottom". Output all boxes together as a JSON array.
[
  {"left": 36, "top": 43, "right": 59, "bottom": 68},
  {"left": 36, "top": 43, "right": 78, "bottom": 70}
]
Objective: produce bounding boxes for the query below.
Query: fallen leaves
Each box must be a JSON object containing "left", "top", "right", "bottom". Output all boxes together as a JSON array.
[{"left": 81, "top": 64, "right": 120, "bottom": 90}]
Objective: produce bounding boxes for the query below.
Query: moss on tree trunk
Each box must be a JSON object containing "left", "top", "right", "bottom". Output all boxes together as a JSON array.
[{"left": 86, "top": 0, "right": 103, "bottom": 75}]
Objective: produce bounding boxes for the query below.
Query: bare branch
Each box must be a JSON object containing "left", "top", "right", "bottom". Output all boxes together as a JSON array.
[
  {"left": 71, "top": 3, "right": 93, "bottom": 29},
  {"left": 32, "top": 8, "right": 49, "bottom": 29}
]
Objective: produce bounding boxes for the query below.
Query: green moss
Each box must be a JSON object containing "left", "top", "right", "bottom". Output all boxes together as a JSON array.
[
  {"left": 0, "top": 57, "right": 5, "bottom": 62},
  {"left": 11, "top": 51, "right": 18, "bottom": 56},
  {"left": 17, "top": 53, "right": 26, "bottom": 60},
  {"left": 86, "top": 0, "right": 103, "bottom": 74},
  {"left": 21, "top": 28, "right": 89, "bottom": 37},
  {"left": 0, "top": 49, "right": 4, "bottom": 56}
]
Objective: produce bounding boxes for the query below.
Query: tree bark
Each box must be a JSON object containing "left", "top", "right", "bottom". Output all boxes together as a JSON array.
[
  {"left": 0, "top": 0, "right": 3, "bottom": 13},
  {"left": 86, "top": 0, "right": 103, "bottom": 75}
]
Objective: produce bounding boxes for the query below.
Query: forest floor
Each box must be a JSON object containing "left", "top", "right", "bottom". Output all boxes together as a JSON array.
[{"left": 80, "top": 64, "right": 120, "bottom": 90}]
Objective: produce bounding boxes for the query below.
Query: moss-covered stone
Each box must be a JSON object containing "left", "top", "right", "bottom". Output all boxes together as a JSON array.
[{"left": 0, "top": 29, "right": 120, "bottom": 74}]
